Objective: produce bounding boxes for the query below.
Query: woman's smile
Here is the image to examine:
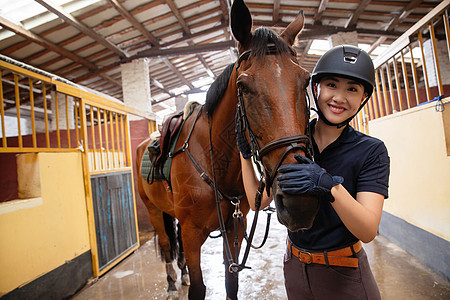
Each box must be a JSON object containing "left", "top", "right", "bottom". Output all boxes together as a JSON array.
[{"left": 328, "top": 103, "right": 346, "bottom": 114}]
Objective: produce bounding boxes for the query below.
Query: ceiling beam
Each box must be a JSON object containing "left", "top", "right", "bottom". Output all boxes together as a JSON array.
[
  {"left": 273, "top": 0, "right": 281, "bottom": 24},
  {"left": 385, "top": 0, "right": 423, "bottom": 31},
  {"left": 35, "top": 0, "right": 129, "bottom": 58},
  {"left": 106, "top": 0, "right": 160, "bottom": 47},
  {"left": 218, "top": 0, "right": 230, "bottom": 23},
  {"left": 0, "top": 16, "right": 97, "bottom": 70},
  {"left": 133, "top": 40, "right": 236, "bottom": 59},
  {"left": 162, "top": 58, "right": 194, "bottom": 89},
  {"left": 73, "top": 39, "right": 235, "bottom": 83},
  {"left": 166, "top": 0, "right": 191, "bottom": 35},
  {"left": 165, "top": 0, "right": 216, "bottom": 79},
  {"left": 367, "top": 36, "right": 387, "bottom": 54},
  {"left": 314, "top": 0, "right": 329, "bottom": 25},
  {"left": 345, "top": 0, "right": 372, "bottom": 28}
]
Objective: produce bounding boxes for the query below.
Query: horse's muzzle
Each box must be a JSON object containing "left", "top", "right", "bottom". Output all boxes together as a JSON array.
[{"left": 272, "top": 182, "right": 320, "bottom": 231}]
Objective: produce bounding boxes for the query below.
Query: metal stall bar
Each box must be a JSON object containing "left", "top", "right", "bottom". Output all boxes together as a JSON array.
[
  {"left": 380, "top": 67, "right": 390, "bottom": 115},
  {"left": 368, "top": 94, "right": 376, "bottom": 121},
  {"left": 90, "top": 105, "right": 97, "bottom": 171},
  {"left": 374, "top": 71, "right": 383, "bottom": 117},
  {"left": 109, "top": 111, "right": 116, "bottom": 169},
  {"left": 65, "top": 94, "right": 71, "bottom": 148},
  {"left": 103, "top": 110, "right": 110, "bottom": 170},
  {"left": 115, "top": 113, "right": 122, "bottom": 168},
  {"left": 400, "top": 51, "right": 412, "bottom": 109},
  {"left": 96, "top": 107, "right": 104, "bottom": 170},
  {"left": 429, "top": 22, "right": 444, "bottom": 96},
  {"left": 418, "top": 32, "right": 431, "bottom": 101},
  {"left": 120, "top": 114, "right": 127, "bottom": 167},
  {"left": 54, "top": 92, "right": 61, "bottom": 148},
  {"left": 408, "top": 45, "right": 420, "bottom": 106},
  {"left": 386, "top": 61, "right": 396, "bottom": 112},
  {"left": 28, "top": 78, "right": 37, "bottom": 148},
  {"left": 444, "top": 10, "right": 450, "bottom": 62},
  {"left": 43, "top": 83, "right": 50, "bottom": 148},
  {"left": 0, "top": 70, "right": 6, "bottom": 147},
  {"left": 14, "top": 74, "right": 22, "bottom": 148},
  {"left": 392, "top": 57, "right": 404, "bottom": 111},
  {"left": 75, "top": 98, "right": 80, "bottom": 147}
]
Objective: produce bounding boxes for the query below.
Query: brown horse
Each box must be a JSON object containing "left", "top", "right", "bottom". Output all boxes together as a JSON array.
[{"left": 136, "top": 0, "right": 319, "bottom": 299}]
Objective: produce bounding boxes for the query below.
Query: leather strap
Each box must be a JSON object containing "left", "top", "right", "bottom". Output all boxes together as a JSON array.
[{"left": 288, "top": 239, "right": 361, "bottom": 268}]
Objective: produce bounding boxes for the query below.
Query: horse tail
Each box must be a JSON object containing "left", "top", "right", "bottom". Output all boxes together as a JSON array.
[{"left": 162, "top": 212, "right": 178, "bottom": 261}]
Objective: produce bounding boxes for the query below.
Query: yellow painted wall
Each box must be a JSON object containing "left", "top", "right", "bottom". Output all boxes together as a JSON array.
[
  {"left": 369, "top": 99, "right": 450, "bottom": 241},
  {"left": 0, "top": 152, "right": 90, "bottom": 295}
]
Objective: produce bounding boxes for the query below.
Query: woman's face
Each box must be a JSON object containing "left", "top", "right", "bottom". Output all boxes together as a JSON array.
[{"left": 315, "top": 76, "right": 367, "bottom": 125}]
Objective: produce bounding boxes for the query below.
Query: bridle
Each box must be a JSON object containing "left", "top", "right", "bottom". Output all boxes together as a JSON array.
[
  {"left": 216, "top": 45, "right": 313, "bottom": 273},
  {"left": 176, "top": 44, "right": 314, "bottom": 274},
  {"left": 235, "top": 45, "right": 313, "bottom": 199}
]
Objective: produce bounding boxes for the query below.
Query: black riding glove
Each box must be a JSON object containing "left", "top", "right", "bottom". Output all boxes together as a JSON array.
[
  {"left": 235, "top": 111, "right": 252, "bottom": 159},
  {"left": 277, "top": 155, "right": 344, "bottom": 202}
]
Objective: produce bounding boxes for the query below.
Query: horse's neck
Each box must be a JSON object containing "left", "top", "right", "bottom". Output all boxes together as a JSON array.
[{"left": 211, "top": 70, "right": 238, "bottom": 128}]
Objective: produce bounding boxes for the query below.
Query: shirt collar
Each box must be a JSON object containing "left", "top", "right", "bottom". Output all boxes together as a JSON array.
[{"left": 309, "top": 118, "right": 358, "bottom": 147}]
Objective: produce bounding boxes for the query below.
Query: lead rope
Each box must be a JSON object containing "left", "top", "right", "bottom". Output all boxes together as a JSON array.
[{"left": 208, "top": 113, "right": 270, "bottom": 273}]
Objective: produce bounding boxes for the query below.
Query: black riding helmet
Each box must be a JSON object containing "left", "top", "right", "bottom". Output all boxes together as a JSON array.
[{"left": 310, "top": 45, "right": 375, "bottom": 128}]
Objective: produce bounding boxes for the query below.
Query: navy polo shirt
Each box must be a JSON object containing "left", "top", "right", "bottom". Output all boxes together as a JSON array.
[{"left": 288, "top": 119, "right": 390, "bottom": 250}]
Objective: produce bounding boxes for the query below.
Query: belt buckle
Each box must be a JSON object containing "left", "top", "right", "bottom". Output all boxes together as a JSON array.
[{"left": 299, "top": 250, "right": 312, "bottom": 264}]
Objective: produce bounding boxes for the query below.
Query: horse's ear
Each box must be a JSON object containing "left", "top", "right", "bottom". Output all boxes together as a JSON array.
[
  {"left": 280, "top": 10, "right": 305, "bottom": 46},
  {"left": 230, "top": 0, "right": 252, "bottom": 47}
]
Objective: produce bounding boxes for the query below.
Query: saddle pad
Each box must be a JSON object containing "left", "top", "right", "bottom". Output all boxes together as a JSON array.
[{"left": 140, "top": 132, "right": 179, "bottom": 183}]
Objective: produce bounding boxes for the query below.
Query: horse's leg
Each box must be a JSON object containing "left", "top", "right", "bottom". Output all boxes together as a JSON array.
[
  {"left": 144, "top": 201, "right": 178, "bottom": 297},
  {"left": 176, "top": 223, "right": 190, "bottom": 286},
  {"left": 181, "top": 222, "right": 208, "bottom": 300}
]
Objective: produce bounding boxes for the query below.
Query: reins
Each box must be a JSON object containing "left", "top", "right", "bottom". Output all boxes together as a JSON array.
[{"left": 170, "top": 102, "right": 273, "bottom": 273}]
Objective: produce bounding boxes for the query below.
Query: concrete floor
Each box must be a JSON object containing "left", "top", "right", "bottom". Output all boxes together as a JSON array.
[{"left": 73, "top": 213, "right": 449, "bottom": 300}]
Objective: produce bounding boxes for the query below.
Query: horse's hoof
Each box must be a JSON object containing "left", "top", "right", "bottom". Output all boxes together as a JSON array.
[
  {"left": 166, "top": 290, "right": 179, "bottom": 300},
  {"left": 181, "top": 274, "right": 191, "bottom": 286}
]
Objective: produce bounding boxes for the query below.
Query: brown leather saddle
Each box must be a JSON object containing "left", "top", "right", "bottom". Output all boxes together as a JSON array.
[{"left": 147, "top": 111, "right": 184, "bottom": 183}]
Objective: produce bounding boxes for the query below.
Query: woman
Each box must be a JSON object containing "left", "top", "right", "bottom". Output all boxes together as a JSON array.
[{"left": 239, "top": 45, "right": 390, "bottom": 299}]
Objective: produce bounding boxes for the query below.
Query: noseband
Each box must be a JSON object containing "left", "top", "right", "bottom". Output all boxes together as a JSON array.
[{"left": 235, "top": 46, "right": 313, "bottom": 193}]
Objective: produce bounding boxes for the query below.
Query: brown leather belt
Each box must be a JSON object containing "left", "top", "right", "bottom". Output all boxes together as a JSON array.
[{"left": 288, "top": 239, "right": 362, "bottom": 268}]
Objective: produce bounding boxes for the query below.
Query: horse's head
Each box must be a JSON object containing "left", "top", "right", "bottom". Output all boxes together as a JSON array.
[{"left": 231, "top": 0, "right": 319, "bottom": 231}]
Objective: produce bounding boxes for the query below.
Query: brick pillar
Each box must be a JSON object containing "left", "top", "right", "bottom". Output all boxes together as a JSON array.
[
  {"left": 175, "top": 95, "right": 188, "bottom": 113},
  {"left": 50, "top": 91, "right": 75, "bottom": 130},
  {"left": 328, "top": 31, "right": 358, "bottom": 47},
  {"left": 122, "top": 58, "right": 155, "bottom": 238},
  {"left": 121, "top": 58, "right": 152, "bottom": 120}
]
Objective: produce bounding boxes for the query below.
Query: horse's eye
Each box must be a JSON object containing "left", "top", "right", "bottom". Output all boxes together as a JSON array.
[{"left": 237, "top": 83, "right": 250, "bottom": 95}]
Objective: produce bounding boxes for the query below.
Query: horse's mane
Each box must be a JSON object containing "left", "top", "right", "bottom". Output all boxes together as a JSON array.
[
  {"left": 205, "top": 63, "right": 235, "bottom": 115},
  {"left": 205, "top": 27, "right": 292, "bottom": 115}
]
